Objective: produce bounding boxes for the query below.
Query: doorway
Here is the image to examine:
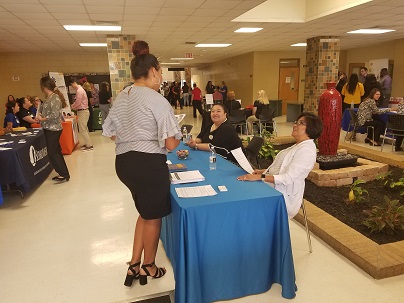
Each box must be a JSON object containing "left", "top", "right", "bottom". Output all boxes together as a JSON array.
[{"left": 278, "top": 59, "right": 300, "bottom": 115}]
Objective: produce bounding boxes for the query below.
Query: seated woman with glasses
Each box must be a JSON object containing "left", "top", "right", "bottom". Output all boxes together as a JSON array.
[
  {"left": 237, "top": 112, "right": 323, "bottom": 218},
  {"left": 188, "top": 103, "right": 242, "bottom": 163},
  {"left": 357, "top": 88, "right": 395, "bottom": 147}
]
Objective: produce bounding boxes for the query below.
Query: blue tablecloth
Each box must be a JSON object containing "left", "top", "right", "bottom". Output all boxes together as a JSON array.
[
  {"left": 161, "top": 144, "right": 297, "bottom": 303},
  {"left": 0, "top": 130, "right": 52, "bottom": 192},
  {"left": 341, "top": 108, "right": 392, "bottom": 131}
]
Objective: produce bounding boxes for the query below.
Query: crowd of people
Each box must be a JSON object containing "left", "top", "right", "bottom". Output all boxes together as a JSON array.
[{"left": 336, "top": 67, "right": 403, "bottom": 150}]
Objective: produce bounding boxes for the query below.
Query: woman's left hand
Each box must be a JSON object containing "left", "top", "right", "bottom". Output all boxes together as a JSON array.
[
  {"left": 237, "top": 174, "right": 260, "bottom": 181},
  {"left": 188, "top": 139, "right": 197, "bottom": 149}
]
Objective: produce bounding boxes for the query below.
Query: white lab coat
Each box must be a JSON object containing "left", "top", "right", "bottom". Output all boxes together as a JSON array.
[{"left": 268, "top": 139, "right": 317, "bottom": 218}]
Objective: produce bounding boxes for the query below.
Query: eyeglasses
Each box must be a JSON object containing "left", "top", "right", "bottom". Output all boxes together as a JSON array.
[{"left": 293, "top": 120, "right": 306, "bottom": 126}]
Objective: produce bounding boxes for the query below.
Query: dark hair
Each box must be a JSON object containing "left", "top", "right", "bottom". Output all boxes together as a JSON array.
[
  {"left": 360, "top": 66, "right": 368, "bottom": 72},
  {"left": 193, "top": 83, "right": 197, "bottom": 87},
  {"left": 367, "top": 88, "right": 381, "bottom": 100},
  {"left": 130, "top": 40, "right": 159, "bottom": 80},
  {"left": 211, "top": 103, "right": 228, "bottom": 114},
  {"left": 100, "top": 81, "right": 110, "bottom": 92},
  {"left": 40, "top": 76, "right": 67, "bottom": 108},
  {"left": 69, "top": 77, "right": 80, "bottom": 85},
  {"left": 347, "top": 73, "right": 359, "bottom": 95},
  {"left": 7, "top": 95, "right": 15, "bottom": 102},
  {"left": 5, "top": 100, "right": 17, "bottom": 114},
  {"left": 364, "top": 73, "right": 377, "bottom": 84},
  {"left": 17, "top": 97, "right": 26, "bottom": 108},
  {"left": 380, "top": 68, "right": 388, "bottom": 77},
  {"left": 215, "top": 86, "right": 220, "bottom": 90},
  {"left": 297, "top": 112, "right": 323, "bottom": 140}
]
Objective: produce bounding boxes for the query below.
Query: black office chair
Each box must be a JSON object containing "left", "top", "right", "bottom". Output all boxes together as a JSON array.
[
  {"left": 344, "top": 108, "right": 374, "bottom": 143},
  {"left": 244, "top": 136, "right": 264, "bottom": 169},
  {"left": 381, "top": 114, "right": 404, "bottom": 151},
  {"left": 228, "top": 109, "right": 247, "bottom": 135},
  {"left": 253, "top": 106, "right": 277, "bottom": 136}
]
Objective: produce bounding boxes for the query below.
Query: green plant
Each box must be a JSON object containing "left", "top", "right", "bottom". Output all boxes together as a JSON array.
[
  {"left": 347, "top": 179, "right": 368, "bottom": 204},
  {"left": 377, "top": 170, "right": 404, "bottom": 196},
  {"left": 362, "top": 196, "right": 404, "bottom": 234},
  {"left": 258, "top": 129, "right": 278, "bottom": 159}
]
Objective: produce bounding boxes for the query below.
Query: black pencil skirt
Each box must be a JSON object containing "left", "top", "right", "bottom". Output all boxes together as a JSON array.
[{"left": 115, "top": 151, "right": 171, "bottom": 220}]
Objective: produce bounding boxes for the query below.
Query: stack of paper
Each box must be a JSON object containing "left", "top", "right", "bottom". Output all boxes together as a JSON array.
[
  {"left": 175, "top": 185, "right": 217, "bottom": 198},
  {"left": 170, "top": 170, "right": 205, "bottom": 184}
]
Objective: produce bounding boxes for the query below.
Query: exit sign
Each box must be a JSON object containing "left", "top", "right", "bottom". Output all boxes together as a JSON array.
[{"left": 185, "top": 53, "right": 193, "bottom": 58}]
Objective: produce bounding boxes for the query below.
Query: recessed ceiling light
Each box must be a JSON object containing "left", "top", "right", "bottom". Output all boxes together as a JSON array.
[
  {"left": 79, "top": 43, "right": 107, "bottom": 47},
  {"left": 170, "top": 58, "right": 194, "bottom": 60},
  {"left": 64, "top": 25, "right": 121, "bottom": 31},
  {"left": 347, "top": 28, "right": 395, "bottom": 34},
  {"left": 195, "top": 44, "right": 231, "bottom": 48},
  {"left": 234, "top": 28, "right": 263, "bottom": 33},
  {"left": 161, "top": 62, "right": 181, "bottom": 65},
  {"left": 291, "top": 43, "right": 307, "bottom": 47}
]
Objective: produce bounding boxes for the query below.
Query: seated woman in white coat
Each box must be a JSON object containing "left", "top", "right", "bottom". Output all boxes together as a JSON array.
[{"left": 237, "top": 112, "right": 323, "bottom": 218}]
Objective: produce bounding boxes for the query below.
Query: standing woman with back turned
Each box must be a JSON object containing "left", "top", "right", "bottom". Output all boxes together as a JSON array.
[
  {"left": 102, "top": 40, "right": 181, "bottom": 287},
  {"left": 38, "top": 76, "right": 70, "bottom": 182},
  {"left": 341, "top": 73, "right": 364, "bottom": 113}
]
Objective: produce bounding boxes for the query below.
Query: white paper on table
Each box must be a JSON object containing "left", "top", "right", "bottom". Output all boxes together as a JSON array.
[
  {"left": 0, "top": 147, "right": 12, "bottom": 150},
  {"left": 22, "top": 132, "right": 32, "bottom": 135},
  {"left": 231, "top": 147, "right": 254, "bottom": 174},
  {"left": 175, "top": 185, "right": 217, "bottom": 198},
  {"left": 205, "top": 94, "right": 213, "bottom": 105},
  {"left": 170, "top": 170, "right": 205, "bottom": 184},
  {"left": 0, "top": 141, "right": 13, "bottom": 145},
  {"left": 10, "top": 134, "right": 17, "bottom": 137},
  {"left": 166, "top": 160, "right": 172, "bottom": 164}
]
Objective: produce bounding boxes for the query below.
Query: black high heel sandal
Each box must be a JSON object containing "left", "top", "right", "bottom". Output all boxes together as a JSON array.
[
  {"left": 124, "top": 261, "right": 141, "bottom": 287},
  {"left": 139, "top": 261, "right": 166, "bottom": 286}
]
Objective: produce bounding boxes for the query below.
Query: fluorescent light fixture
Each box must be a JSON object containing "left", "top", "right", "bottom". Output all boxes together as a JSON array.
[
  {"left": 170, "top": 58, "right": 194, "bottom": 60},
  {"left": 347, "top": 28, "right": 395, "bottom": 34},
  {"left": 64, "top": 25, "right": 121, "bottom": 31},
  {"left": 79, "top": 43, "right": 107, "bottom": 47},
  {"left": 234, "top": 27, "right": 263, "bottom": 33},
  {"left": 195, "top": 44, "right": 231, "bottom": 48},
  {"left": 161, "top": 62, "right": 181, "bottom": 65},
  {"left": 291, "top": 43, "right": 307, "bottom": 47}
]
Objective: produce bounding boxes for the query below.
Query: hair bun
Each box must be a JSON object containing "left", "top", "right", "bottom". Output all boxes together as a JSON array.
[{"left": 132, "top": 40, "right": 150, "bottom": 56}]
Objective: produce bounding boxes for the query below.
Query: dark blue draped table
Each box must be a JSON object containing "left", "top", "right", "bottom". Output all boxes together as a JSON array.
[
  {"left": 0, "top": 129, "right": 52, "bottom": 193},
  {"left": 161, "top": 144, "right": 297, "bottom": 303},
  {"left": 341, "top": 108, "right": 393, "bottom": 131}
]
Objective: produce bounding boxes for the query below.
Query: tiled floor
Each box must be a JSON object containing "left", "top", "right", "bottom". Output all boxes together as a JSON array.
[{"left": 1, "top": 106, "right": 404, "bottom": 303}]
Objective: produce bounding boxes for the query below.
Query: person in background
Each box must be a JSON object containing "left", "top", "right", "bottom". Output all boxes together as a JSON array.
[
  {"left": 379, "top": 68, "right": 392, "bottom": 108},
  {"left": 98, "top": 81, "right": 112, "bottom": 125},
  {"left": 205, "top": 80, "right": 215, "bottom": 94},
  {"left": 172, "top": 82, "right": 181, "bottom": 109},
  {"left": 30, "top": 96, "right": 42, "bottom": 116},
  {"left": 363, "top": 74, "right": 382, "bottom": 102},
  {"left": 219, "top": 81, "right": 228, "bottom": 102},
  {"left": 162, "top": 82, "right": 170, "bottom": 102},
  {"left": 89, "top": 82, "right": 99, "bottom": 107},
  {"left": 336, "top": 72, "right": 347, "bottom": 102},
  {"left": 246, "top": 90, "right": 270, "bottom": 135},
  {"left": 237, "top": 112, "right": 323, "bottom": 218},
  {"left": 212, "top": 86, "right": 223, "bottom": 103},
  {"left": 3, "top": 100, "right": 20, "bottom": 131},
  {"left": 16, "top": 97, "right": 37, "bottom": 128},
  {"left": 182, "top": 81, "right": 190, "bottom": 107},
  {"left": 191, "top": 83, "right": 204, "bottom": 118},
  {"left": 395, "top": 101, "right": 404, "bottom": 151},
  {"left": 103, "top": 40, "right": 181, "bottom": 288},
  {"left": 38, "top": 76, "right": 70, "bottom": 182},
  {"left": 187, "top": 103, "right": 242, "bottom": 163},
  {"left": 7, "top": 95, "right": 15, "bottom": 102},
  {"left": 83, "top": 82, "right": 95, "bottom": 132},
  {"left": 70, "top": 77, "right": 93, "bottom": 151},
  {"left": 359, "top": 66, "right": 368, "bottom": 83},
  {"left": 224, "top": 90, "right": 241, "bottom": 112},
  {"left": 357, "top": 88, "right": 395, "bottom": 147},
  {"left": 341, "top": 73, "right": 364, "bottom": 113}
]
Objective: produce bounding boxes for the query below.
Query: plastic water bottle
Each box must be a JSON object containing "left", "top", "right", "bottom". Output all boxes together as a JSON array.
[
  {"left": 209, "top": 147, "right": 217, "bottom": 170},
  {"left": 182, "top": 127, "right": 188, "bottom": 144}
]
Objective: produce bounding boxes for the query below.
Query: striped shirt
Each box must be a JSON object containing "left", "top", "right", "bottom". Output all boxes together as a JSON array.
[{"left": 102, "top": 85, "right": 182, "bottom": 155}]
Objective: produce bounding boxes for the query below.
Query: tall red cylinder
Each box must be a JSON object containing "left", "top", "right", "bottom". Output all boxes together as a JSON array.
[{"left": 318, "top": 82, "right": 342, "bottom": 155}]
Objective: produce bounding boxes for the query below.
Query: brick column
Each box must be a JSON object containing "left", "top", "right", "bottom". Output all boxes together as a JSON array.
[
  {"left": 106, "top": 35, "right": 135, "bottom": 100},
  {"left": 304, "top": 36, "right": 340, "bottom": 112}
]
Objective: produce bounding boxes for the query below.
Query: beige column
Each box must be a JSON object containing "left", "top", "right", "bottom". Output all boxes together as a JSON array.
[{"left": 106, "top": 35, "right": 136, "bottom": 100}]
